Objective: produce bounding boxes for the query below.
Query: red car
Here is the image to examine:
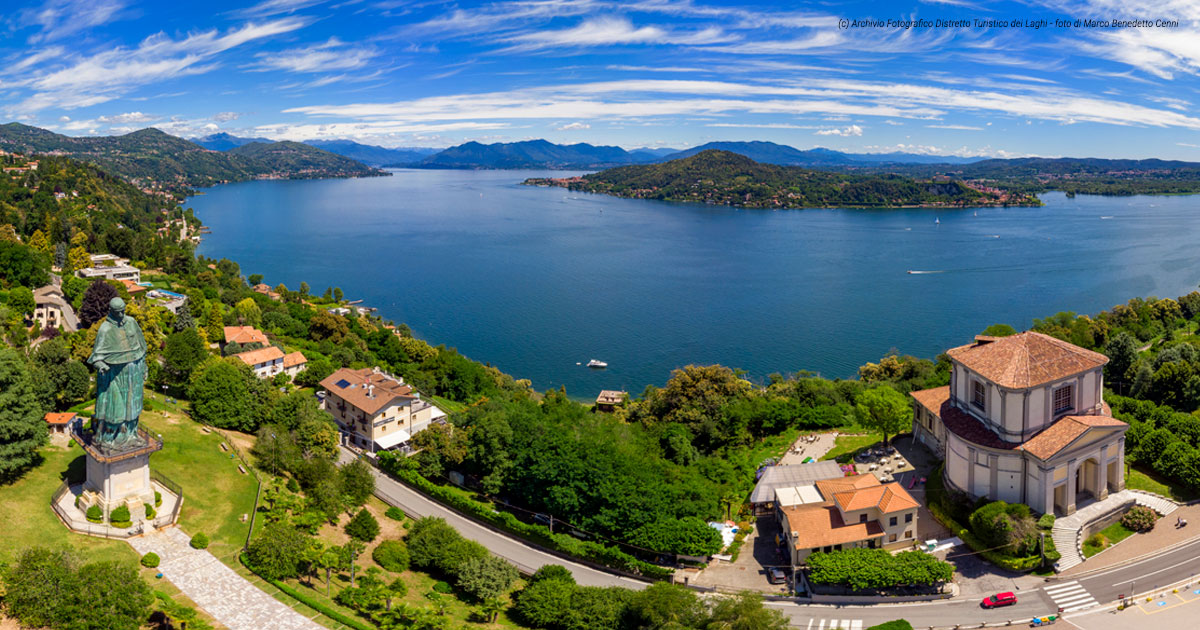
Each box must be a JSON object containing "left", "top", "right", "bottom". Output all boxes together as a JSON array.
[{"left": 981, "top": 592, "right": 1018, "bottom": 609}]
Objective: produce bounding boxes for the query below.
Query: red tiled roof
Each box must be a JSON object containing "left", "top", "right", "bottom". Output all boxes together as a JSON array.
[
  {"left": 780, "top": 503, "right": 885, "bottom": 549},
  {"left": 832, "top": 483, "right": 921, "bottom": 514},
  {"left": 946, "top": 331, "right": 1108, "bottom": 389},
  {"left": 320, "top": 367, "right": 415, "bottom": 416},
  {"left": 45, "top": 412, "right": 76, "bottom": 425},
  {"left": 282, "top": 351, "right": 307, "bottom": 368},
  {"left": 1019, "top": 415, "right": 1128, "bottom": 460},
  {"left": 234, "top": 346, "right": 284, "bottom": 367},
  {"left": 911, "top": 386, "right": 1018, "bottom": 451},
  {"left": 224, "top": 326, "right": 268, "bottom": 345}
]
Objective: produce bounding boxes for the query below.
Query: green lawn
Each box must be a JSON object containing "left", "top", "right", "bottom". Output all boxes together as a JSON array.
[
  {"left": 430, "top": 395, "right": 468, "bottom": 414},
  {"left": 821, "top": 434, "right": 881, "bottom": 463},
  {"left": 0, "top": 439, "right": 135, "bottom": 566},
  {"left": 1082, "top": 521, "right": 1136, "bottom": 558},
  {"left": 137, "top": 395, "right": 260, "bottom": 560},
  {"left": 1124, "top": 466, "right": 1198, "bottom": 502}
]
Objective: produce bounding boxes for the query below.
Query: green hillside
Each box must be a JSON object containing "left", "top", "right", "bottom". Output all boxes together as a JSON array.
[
  {"left": 0, "top": 124, "right": 383, "bottom": 194},
  {"left": 525, "top": 150, "right": 1038, "bottom": 208}
]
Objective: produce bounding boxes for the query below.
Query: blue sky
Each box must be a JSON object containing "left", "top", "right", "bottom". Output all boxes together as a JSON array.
[{"left": 2, "top": 0, "right": 1199, "bottom": 158}]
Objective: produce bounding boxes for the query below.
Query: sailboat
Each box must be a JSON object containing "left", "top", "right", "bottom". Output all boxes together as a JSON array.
[{"left": 935, "top": 217, "right": 940, "bottom": 225}]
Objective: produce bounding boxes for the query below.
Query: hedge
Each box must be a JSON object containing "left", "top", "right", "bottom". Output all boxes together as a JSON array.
[
  {"left": 141, "top": 553, "right": 160, "bottom": 568},
  {"left": 190, "top": 533, "right": 210, "bottom": 549},
  {"left": 925, "top": 488, "right": 1058, "bottom": 571},
  {"left": 240, "top": 553, "right": 374, "bottom": 630},
  {"left": 376, "top": 455, "right": 673, "bottom": 580}
]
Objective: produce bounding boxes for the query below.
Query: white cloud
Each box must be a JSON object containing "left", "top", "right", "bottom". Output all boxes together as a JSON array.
[
  {"left": 502, "top": 16, "right": 736, "bottom": 51},
  {"left": 556, "top": 122, "right": 590, "bottom": 130},
  {"left": 927, "top": 124, "right": 985, "bottom": 130},
  {"left": 7, "top": 18, "right": 307, "bottom": 115},
  {"left": 19, "top": 0, "right": 128, "bottom": 43},
  {"left": 1177, "top": 142, "right": 1200, "bottom": 148},
  {"left": 815, "top": 125, "right": 863, "bottom": 136},
  {"left": 249, "top": 38, "right": 378, "bottom": 73},
  {"left": 97, "top": 111, "right": 155, "bottom": 123},
  {"left": 862, "top": 143, "right": 1023, "bottom": 158},
  {"left": 212, "top": 111, "right": 241, "bottom": 122},
  {"left": 232, "top": 0, "right": 328, "bottom": 18}
]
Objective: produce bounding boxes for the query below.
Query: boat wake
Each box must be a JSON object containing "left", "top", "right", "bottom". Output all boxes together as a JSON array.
[
  {"left": 906, "top": 270, "right": 945, "bottom": 274},
  {"left": 1100, "top": 216, "right": 1114, "bottom": 219}
]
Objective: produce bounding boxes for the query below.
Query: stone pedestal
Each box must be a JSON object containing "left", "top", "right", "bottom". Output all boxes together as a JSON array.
[{"left": 73, "top": 424, "right": 163, "bottom": 516}]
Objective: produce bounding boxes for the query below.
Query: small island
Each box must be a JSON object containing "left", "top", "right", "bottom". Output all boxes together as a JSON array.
[{"left": 524, "top": 149, "right": 1041, "bottom": 209}]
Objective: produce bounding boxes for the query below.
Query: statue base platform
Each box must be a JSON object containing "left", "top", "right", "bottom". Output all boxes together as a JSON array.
[{"left": 72, "top": 424, "right": 163, "bottom": 514}]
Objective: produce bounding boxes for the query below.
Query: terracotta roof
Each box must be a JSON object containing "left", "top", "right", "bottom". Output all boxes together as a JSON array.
[
  {"left": 1019, "top": 415, "right": 1128, "bottom": 460},
  {"left": 780, "top": 503, "right": 885, "bottom": 549},
  {"left": 320, "top": 367, "right": 415, "bottom": 416},
  {"left": 832, "top": 483, "right": 921, "bottom": 514},
  {"left": 911, "top": 386, "right": 1018, "bottom": 450},
  {"left": 946, "top": 331, "right": 1108, "bottom": 389},
  {"left": 911, "top": 386, "right": 950, "bottom": 415},
  {"left": 234, "top": 345, "right": 284, "bottom": 367},
  {"left": 282, "top": 351, "right": 307, "bottom": 368},
  {"left": 120, "top": 278, "right": 145, "bottom": 294},
  {"left": 814, "top": 474, "right": 880, "bottom": 499},
  {"left": 44, "top": 412, "right": 76, "bottom": 425},
  {"left": 224, "top": 326, "right": 268, "bottom": 345}
]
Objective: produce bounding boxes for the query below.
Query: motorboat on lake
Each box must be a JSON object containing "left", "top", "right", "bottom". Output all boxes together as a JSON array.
[{"left": 586, "top": 359, "right": 608, "bottom": 368}]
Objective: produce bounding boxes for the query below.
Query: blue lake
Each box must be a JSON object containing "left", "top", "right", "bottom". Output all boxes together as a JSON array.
[{"left": 190, "top": 169, "right": 1200, "bottom": 397}]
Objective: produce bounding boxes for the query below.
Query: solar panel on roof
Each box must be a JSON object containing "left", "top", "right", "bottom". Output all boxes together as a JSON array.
[{"left": 335, "top": 379, "right": 351, "bottom": 388}]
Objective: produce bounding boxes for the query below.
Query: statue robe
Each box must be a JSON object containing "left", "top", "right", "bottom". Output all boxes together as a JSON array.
[{"left": 88, "top": 314, "right": 148, "bottom": 449}]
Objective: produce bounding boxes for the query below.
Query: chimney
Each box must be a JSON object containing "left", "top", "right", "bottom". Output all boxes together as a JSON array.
[
  {"left": 973, "top": 335, "right": 999, "bottom": 345},
  {"left": 367, "top": 385, "right": 375, "bottom": 398}
]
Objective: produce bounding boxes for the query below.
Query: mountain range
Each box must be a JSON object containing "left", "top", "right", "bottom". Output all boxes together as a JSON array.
[{"left": 0, "top": 124, "right": 383, "bottom": 193}]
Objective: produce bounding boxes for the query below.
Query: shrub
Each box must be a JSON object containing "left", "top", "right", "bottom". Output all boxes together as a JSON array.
[
  {"left": 345, "top": 508, "right": 380, "bottom": 543},
  {"left": 807, "top": 548, "right": 954, "bottom": 591},
  {"left": 385, "top": 506, "right": 405, "bottom": 521},
  {"left": 372, "top": 540, "right": 410, "bottom": 572},
  {"left": 456, "top": 555, "right": 519, "bottom": 601},
  {"left": 1121, "top": 505, "right": 1158, "bottom": 532},
  {"left": 867, "top": 622, "right": 913, "bottom": 630},
  {"left": 1086, "top": 533, "right": 1106, "bottom": 548},
  {"left": 155, "top": 491, "right": 162, "bottom": 507},
  {"left": 86, "top": 505, "right": 102, "bottom": 523},
  {"left": 432, "top": 580, "right": 453, "bottom": 594},
  {"left": 110, "top": 505, "right": 132, "bottom": 528},
  {"left": 145, "top": 504, "right": 156, "bottom": 519},
  {"left": 1037, "top": 513, "right": 1055, "bottom": 530},
  {"left": 406, "top": 517, "right": 489, "bottom": 577},
  {"left": 529, "top": 564, "right": 575, "bottom": 585},
  {"left": 286, "top": 478, "right": 300, "bottom": 493},
  {"left": 141, "top": 553, "right": 161, "bottom": 568},
  {"left": 190, "top": 533, "right": 210, "bottom": 550}
]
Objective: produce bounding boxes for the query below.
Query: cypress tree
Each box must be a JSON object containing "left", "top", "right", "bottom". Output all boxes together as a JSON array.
[{"left": 79, "top": 279, "right": 118, "bottom": 329}]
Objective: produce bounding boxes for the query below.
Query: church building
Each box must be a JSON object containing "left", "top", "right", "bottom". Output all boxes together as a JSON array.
[{"left": 910, "top": 332, "right": 1128, "bottom": 516}]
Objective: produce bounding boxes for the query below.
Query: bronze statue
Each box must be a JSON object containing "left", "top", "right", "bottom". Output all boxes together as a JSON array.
[{"left": 88, "top": 297, "right": 148, "bottom": 450}]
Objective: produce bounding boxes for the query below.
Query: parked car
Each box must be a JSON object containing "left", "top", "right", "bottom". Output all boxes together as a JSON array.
[
  {"left": 981, "top": 592, "right": 1018, "bottom": 608},
  {"left": 767, "top": 567, "right": 788, "bottom": 584}
]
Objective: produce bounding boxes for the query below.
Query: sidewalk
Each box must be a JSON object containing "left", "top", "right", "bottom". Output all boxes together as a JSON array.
[
  {"left": 128, "top": 528, "right": 322, "bottom": 630},
  {"left": 1061, "top": 503, "right": 1200, "bottom": 577}
]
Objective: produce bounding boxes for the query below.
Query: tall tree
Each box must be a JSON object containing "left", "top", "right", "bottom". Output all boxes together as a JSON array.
[
  {"left": 853, "top": 384, "right": 911, "bottom": 447},
  {"left": 205, "top": 302, "right": 224, "bottom": 345},
  {"left": 7, "top": 286, "right": 35, "bottom": 316},
  {"left": 78, "top": 279, "right": 118, "bottom": 328},
  {"left": 235, "top": 297, "right": 262, "bottom": 327},
  {"left": 163, "top": 327, "right": 208, "bottom": 390},
  {"left": 0, "top": 349, "right": 48, "bottom": 480}
]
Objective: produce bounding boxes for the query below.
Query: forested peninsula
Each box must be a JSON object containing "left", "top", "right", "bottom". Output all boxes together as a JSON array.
[{"left": 523, "top": 150, "right": 1041, "bottom": 209}]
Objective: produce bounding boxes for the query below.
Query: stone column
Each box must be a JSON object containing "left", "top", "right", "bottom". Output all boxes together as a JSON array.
[
  {"left": 1116, "top": 438, "right": 1126, "bottom": 491},
  {"left": 1066, "top": 459, "right": 1079, "bottom": 515},
  {"left": 1042, "top": 468, "right": 1055, "bottom": 515},
  {"left": 1097, "top": 446, "right": 1109, "bottom": 500}
]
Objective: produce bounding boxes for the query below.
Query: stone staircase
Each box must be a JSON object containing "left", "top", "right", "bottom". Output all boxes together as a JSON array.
[{"left": 1051, "top": 489, "right": 1180, "bottom": 572}]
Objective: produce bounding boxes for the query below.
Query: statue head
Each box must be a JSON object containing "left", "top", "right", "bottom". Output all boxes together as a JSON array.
[{"left": 107, "top": 297, "right": 126, "bottom": 322}]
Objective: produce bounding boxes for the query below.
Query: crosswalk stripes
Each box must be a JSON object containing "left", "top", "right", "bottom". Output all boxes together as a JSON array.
[
  {"left": 1043, "top": 580, "right": 1099, "bottom": 613},
  {"left": 804, "top": 619, "right": 863, "bottom": 630}
]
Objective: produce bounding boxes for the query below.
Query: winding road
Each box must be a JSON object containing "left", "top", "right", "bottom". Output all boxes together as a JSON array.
[{"left": 348, "top": 446, "right": 1200, "bottom": 626}]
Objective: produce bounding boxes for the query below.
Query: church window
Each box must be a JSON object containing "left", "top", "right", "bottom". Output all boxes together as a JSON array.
[
  {"left": 972, "top": 380, "right": 986, "bottom": 411},
  {"left": 1054, "top": 384, "right": 1074, "bottom": 414}
]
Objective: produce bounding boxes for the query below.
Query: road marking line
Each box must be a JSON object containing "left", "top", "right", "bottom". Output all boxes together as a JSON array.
[
  {"left": 1044, "top": 581, "right": 1081, "bottom": 593},
  {"left": 1055, "top": 595, "right": 1096, "bottom": 607},
  {"left": 806, "top": 620, "right": 813, "bottom": 630},
  {"left": 851, "top": 621, "right": 863, "bottom": 630},
  {"left": 1062, "top": 602, "right": 1098, "bottom": 613},
  {"left": 1047, "top": 586, "right": 1088, "bottom": 598},
  {"left": 818, "top": 620, "right": 826, "bottom": 630},
  {"left": 1109, "top": 554, "right": 1200, "bottom": 587}
]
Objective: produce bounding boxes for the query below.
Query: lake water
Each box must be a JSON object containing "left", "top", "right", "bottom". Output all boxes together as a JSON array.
[{"left": 190, "top": 169, "right": 1200, "bottom": 397}]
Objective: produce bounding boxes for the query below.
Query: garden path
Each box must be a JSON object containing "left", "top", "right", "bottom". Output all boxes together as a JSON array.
[{"left": 129, "top": 527, "right": 323, "bottom": 630}]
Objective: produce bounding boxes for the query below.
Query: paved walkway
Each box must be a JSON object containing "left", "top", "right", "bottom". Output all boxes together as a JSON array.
[
  {"left": 1055, "top": 490, "right": 1180, "bottom": 572},
  {"left": 128, "top": 528, "right": 322, "bottom": 630},
  {"left": 1062, "top": 501, "right": 1200, "bottom": 577}
]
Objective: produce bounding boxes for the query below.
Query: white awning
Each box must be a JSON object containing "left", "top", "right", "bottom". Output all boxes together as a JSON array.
[{"left": 374, "top": 428, "right": 412, "bottom": 450}]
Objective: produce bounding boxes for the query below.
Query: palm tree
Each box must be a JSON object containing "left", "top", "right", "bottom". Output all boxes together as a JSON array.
[
  {"left": 480, "top": 597, "right": 505, "bottom": 623},
  {"left": 301, "top": 541, "right": 325, "bottom": 587},
  {"left": 317, "top": 548, "right": 341, "bottom": 596}
]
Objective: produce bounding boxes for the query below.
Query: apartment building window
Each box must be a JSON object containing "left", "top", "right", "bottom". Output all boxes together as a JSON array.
[
  {"left": 859, "top": 513, "right": 867, "bottom": 523},
  {"left": 972, "top": 379, "right": 986, "bottom": 411},
  {"left": 889, "top": 516, "right": 898, "bottom": 527},
  {"left": 904, "top": 530, "right": 912, "bottom": 539},
  {"left": 888, "top": 533, "right": 898, "bottom": 543},
  {"left": 905, "top": 513, "right": 913, "bottom": 523},
  {"left": 1053, "top": 384, "right": 1074, "bottom": 414}
]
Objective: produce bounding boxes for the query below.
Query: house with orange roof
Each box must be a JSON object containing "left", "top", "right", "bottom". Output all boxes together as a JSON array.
[
  {"left": 320, "top": 367, "right": 447, "bottom": 453},
  {"left": 45, "top": 411, "right": 79, "bottom": 435},
  {"left": 776, "top": 473, "right": 920, "bottom": 567},
  {"left": 233, "top": 345, "right": 286, "bottom": 379},
  {"left": 911, "top": 332, "right": 1128, "bottom": 516},
  {"left": 253, "top": 283, "right": 281, "bottom": 301},
  {"left": 223, "top": 325, "right": 268, "bottom": 348},
  {"left": 281, "top": 351, "right": 308, "bottom": 378}
]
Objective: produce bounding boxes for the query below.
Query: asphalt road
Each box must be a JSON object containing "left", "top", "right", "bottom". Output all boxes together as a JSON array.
[
  {"left": 342, "top": 447, "right": 647, "bottom": 589},
  {"left": 348, "top": 446, "right": 1200, "bottom": 626}
]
